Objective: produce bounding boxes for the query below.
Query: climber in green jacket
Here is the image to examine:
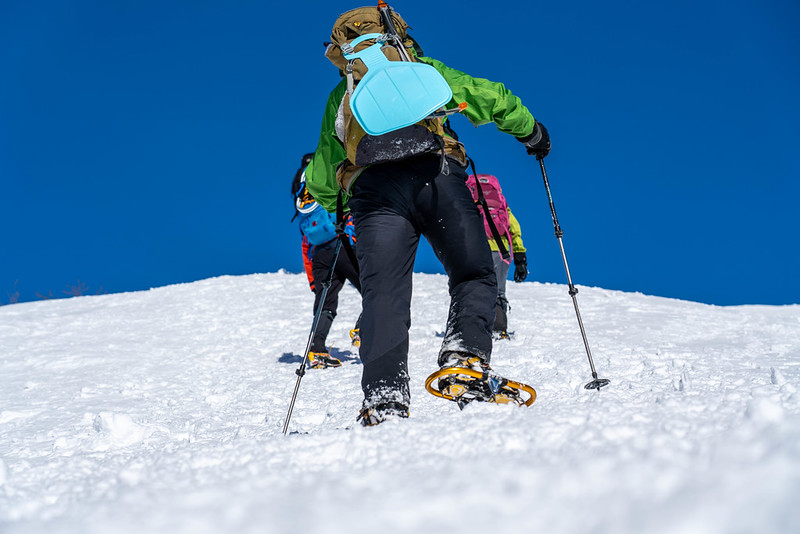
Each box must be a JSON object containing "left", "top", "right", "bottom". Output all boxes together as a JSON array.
[{"left": 305, "top": 5, "right": 550, "bottom": 425}]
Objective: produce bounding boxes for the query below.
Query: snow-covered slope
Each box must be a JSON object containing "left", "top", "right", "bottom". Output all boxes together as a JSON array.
[{"left": 1, "top": 272, "right": 799, "bottom": 534}]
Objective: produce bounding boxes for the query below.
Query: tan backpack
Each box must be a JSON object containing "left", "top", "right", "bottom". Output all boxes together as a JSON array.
[
  {"left": 324, "top": 4, "right": 466, "bottom": 178},
  {"left": 325, "top": 6, "right": 414, "bottom": 81}
]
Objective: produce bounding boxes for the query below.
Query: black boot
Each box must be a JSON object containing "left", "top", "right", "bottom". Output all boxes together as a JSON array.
[
  {"left": 310, "top": 309, "right": 335, "bottom": 353},
  {"left": 357, "top": 400, "right": 409, "bottom": 426},
  {"left": 493, "top": 297, "right": 509, "bottom": 339}
]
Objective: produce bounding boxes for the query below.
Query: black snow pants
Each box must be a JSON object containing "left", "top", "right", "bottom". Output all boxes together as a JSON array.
[
  {"left": 309, "top": 239, "right": 362, "bottom": 353},
  {"left": 347, "top": 153, "right": 497, "bottom": 406}
]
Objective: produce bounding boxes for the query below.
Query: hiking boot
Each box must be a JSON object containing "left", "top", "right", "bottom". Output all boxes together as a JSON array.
[
  {"left": 308, "top": 351, "right": 342, "bottom": 369},
  {"left": 493, "top": 330, "right": 511, "bottom": 340},
  {"left": 349, "top": 328, "right": 361, "bottom": 347},
  {"left": 356, "top": 401, "right": 409, "bottom": 427}
]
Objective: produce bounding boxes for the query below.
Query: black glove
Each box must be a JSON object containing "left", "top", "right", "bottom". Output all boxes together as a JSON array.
[
  {"left": 513, "top": 252, "right": 528, "bottom": 282},
  {"left": 517, "top": 121, "right": 551, "bottom": 159}
]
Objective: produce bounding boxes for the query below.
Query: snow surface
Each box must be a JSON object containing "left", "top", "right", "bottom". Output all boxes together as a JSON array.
[{"left": 1, "top": 272, "right": 799, "bottom": 534}]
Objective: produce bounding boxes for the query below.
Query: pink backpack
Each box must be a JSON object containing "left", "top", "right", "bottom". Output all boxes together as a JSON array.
[{"left": 466, "top": 174, "right": 513, "bottom": 262}]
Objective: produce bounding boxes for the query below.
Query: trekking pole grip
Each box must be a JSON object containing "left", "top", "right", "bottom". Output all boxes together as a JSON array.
[{"left": 538, "top": 157, "right": 563, "bottom": 238}]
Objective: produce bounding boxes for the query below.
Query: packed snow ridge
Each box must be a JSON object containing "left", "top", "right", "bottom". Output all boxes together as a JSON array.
[{"left": 1, "top": 272, "right": 799, "bottom": 534}]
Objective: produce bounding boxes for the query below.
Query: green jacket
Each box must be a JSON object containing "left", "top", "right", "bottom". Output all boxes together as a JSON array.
[
  {"left": 306, "top": 56, "right": 537, "bottom": 213},
  {"left": 490, "top": 208, "right": 526, "bottom": 254}
]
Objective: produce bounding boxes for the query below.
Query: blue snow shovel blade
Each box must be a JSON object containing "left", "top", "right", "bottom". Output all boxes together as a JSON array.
[{"left": 344, "top": 35, "right": 453, "bottom": 136}]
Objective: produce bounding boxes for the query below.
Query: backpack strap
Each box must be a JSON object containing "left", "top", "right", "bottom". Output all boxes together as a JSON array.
[
  {"left": 468, "top": 158, "right": 511, "bottom": 261},
  {"left": 336, "top": 191, "right": 361, "bottom": 276}
]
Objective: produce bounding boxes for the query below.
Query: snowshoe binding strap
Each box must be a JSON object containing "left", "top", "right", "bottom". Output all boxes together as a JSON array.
[
  {"left": 425, "top": 367, "right": 536, "bottom": 410},
  {"left": 307, "top": 352, "right": 342, "bottom": 369}
]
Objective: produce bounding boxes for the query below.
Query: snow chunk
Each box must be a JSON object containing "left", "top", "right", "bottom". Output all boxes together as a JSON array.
[{"left": 91, "top": 412, "right": 154, "bottom": 449}]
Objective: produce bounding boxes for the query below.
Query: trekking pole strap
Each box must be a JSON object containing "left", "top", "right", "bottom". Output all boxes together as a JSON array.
[{"left": 468, "top": 158, "right": 511, "bottom": 261}]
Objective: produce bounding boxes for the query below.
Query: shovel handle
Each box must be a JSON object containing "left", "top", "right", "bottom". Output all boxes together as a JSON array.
[{"left": 378, "top": 1, "right": 399, "bottom": 36}]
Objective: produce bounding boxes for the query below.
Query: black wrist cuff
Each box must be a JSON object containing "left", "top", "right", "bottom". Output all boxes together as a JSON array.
[{"left": 517, "top": 124, "right": 541, "bottom": 146}]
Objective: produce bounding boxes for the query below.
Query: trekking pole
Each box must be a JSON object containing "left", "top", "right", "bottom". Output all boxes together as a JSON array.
[
  {"left": 537, "top": 157, "right": 610, "bottom": 390},
  {"left": 282, "top": 238, "right": 344, "bottom": 434}
]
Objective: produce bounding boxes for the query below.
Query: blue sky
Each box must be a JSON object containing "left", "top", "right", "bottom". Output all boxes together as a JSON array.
[{"left": 2, "top": 0, "right": 799, "bottom": 306}]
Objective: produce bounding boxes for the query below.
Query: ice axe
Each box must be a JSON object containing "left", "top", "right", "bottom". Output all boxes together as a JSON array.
[{"left": 537, "top": 157, "right": 610, "bottom": 390}]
